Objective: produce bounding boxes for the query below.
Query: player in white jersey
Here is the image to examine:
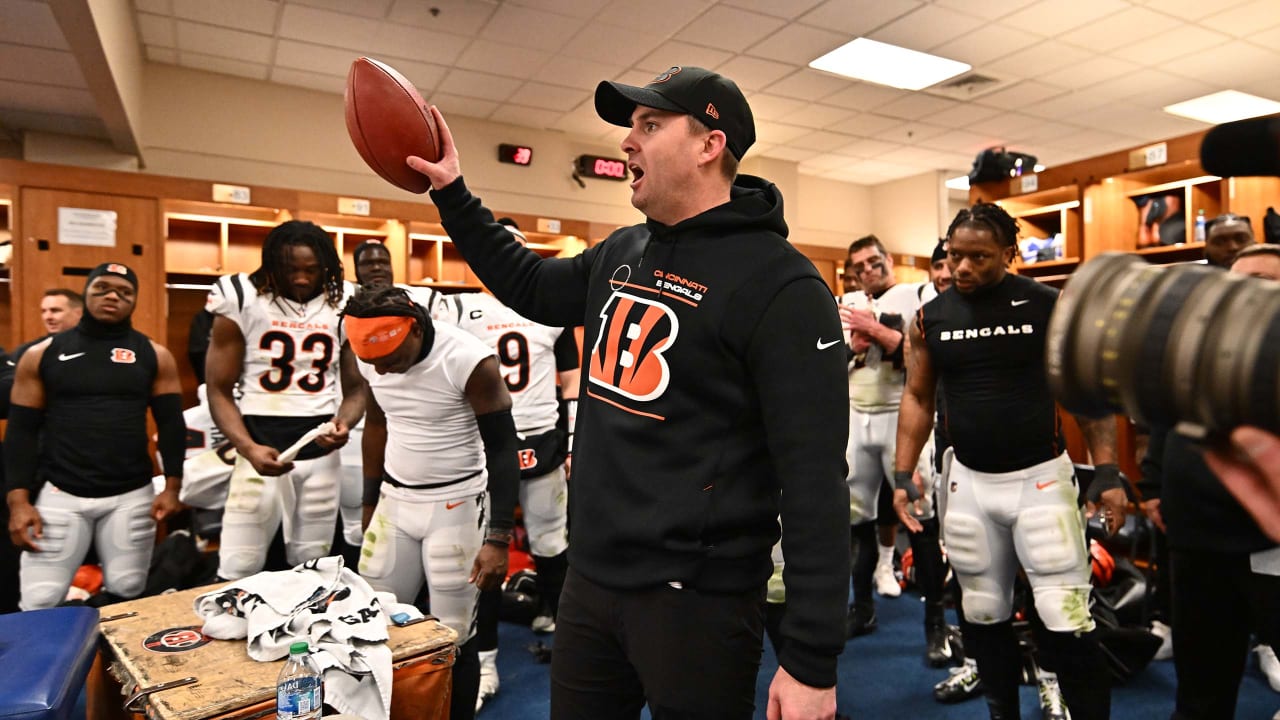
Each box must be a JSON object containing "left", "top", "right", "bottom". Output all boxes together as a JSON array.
[
  {"left": 436, "top": 220, "right": 582, "bottom": 712},
  {"left": 344, "top": 285, "right": 518, "bottom": 720},
  {"left": 331, "top": 239, "right": 447, "bottom": 549},
  {"left": 204, "top": 220, "right": 365, "bottom": 580}
]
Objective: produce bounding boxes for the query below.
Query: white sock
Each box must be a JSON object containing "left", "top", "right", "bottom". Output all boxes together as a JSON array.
[
  {"left": 479, "top": 649, "right": 498, "bottom": 667},
  {"left": 877, "top": 543, "right": 894, "bottom": 567}
]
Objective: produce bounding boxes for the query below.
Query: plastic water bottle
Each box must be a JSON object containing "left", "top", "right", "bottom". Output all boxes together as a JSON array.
[
  {"left": 277, "top": 642, "right": 323, "bottom": 720},
  {"left": 1195, "top": 209, "right": 1207, "bottom": 242}
]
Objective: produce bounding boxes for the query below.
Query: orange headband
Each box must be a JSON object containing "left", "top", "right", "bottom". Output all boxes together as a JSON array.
[{"left": 345, "top": 315, "right": 415, "bottom": 360}]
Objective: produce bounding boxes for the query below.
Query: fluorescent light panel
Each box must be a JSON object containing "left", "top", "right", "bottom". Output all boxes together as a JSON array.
[
  {"left": 809, "top": 38, "right": 971, "bottom": 91},
  {"left": 1163, "top": 90, "right": 1280, "bottom": 125}
]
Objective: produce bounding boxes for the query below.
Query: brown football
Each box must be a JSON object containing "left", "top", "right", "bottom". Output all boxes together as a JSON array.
[{"left": 344, "top": 57, "right": 441, "bottom": 194}]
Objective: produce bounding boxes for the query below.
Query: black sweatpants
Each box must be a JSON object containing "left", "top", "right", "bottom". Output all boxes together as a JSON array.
[
  {"left": 1170, "top": 548, "right": 1280, "bottom": 720},
  {"left": 550, "top": 567, "right": 765, "bottom": 720}
]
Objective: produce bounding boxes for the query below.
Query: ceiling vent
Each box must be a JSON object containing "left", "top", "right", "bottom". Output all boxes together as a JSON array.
[{"left": 923, "top": 72, "right": 1013, "bottom": 101}]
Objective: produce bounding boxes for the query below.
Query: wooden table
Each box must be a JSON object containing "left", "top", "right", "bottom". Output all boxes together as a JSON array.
[{"left": 88, "top": 584, "right": 456, "bottom": 720}]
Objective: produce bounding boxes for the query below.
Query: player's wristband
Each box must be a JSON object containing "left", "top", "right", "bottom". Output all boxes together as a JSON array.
[
  {"left": 894, "top": 469, "right": 920, "bottom": 502},
  {"left": 1086, "top": 463, "right": 1124, "bottom": 503}
]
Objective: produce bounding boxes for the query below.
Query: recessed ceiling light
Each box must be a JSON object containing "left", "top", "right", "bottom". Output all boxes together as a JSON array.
[
  {"left": 1163, "top": 90, "right": 1280, "bottom": 125},
  {"left": 945, "top": 175, "right": 970, "bottom": 191},
  {"left": 809, "top": 38, "right": 971, "bottom": 91},
  {"left": 1033, "top": 164, "right": 1045, "bottom": 173}
]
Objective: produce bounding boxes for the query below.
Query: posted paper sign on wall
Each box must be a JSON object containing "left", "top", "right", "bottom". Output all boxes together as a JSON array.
[{"left": 58, "top": 207, "right": 118, "bottom": 247}]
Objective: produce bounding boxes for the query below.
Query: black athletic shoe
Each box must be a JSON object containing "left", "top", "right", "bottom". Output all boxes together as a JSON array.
[
  {"left": 847, "top": 601, "right": 877, "bottom": 638},
  {"left": 925, "top": 624, "right": 958, "bottom": 667},
  {"left": 933, "top": 658, "right": 983, "bottom": 703}
]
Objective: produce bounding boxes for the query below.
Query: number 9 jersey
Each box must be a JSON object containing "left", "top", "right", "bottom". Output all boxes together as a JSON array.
[{"left": 205, "top": 273, "right": 356, "bottom": 418}]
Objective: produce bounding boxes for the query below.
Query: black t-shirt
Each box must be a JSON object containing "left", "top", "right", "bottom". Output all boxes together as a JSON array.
[
  {"left": 919, "top": 274, "right": 1064, "bottom": 473},
  {"left": 39, "top": 326, "right": 158, "bottom": 496}
]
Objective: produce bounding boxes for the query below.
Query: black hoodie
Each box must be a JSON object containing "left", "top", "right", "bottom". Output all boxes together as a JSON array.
[{"left": 431, "top": 174, "right": 850, "bottom": 687}]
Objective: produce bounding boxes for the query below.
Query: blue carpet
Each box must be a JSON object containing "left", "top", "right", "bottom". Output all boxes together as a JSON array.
[{"left": 480, "top": 593, "right": 1279, "bottom": 719}]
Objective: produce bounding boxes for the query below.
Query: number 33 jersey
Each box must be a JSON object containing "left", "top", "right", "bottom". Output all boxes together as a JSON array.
[{"left": 206, "top": 273, "right": 355, "bottom": 417}]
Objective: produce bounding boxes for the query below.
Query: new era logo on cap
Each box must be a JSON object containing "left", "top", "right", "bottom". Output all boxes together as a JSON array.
[{"left": 594, "top": 65, "right": 755, "bottom": 160}]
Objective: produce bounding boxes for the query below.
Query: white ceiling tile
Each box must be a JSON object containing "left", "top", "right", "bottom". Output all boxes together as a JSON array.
[
  {"left": 274, "top": 41, "right": 376, "bottom": 80},
  {"left": 506, "top": 82, "right": 591, "bottom": 112},
  {"left": 926, "top": 103, "right": 1002, "bottom": 128},
  {"left": 1201, "top": 0, "right": 1280, "bottom": 37},
  {"left": 675, "top": 6, "right": 785, "bottom": 53},
  {"left": 552, "top": 107, "right": 615, "bottom": 138},
  {"left": 1018, "top": 90, "right": 1113, "bottom": 120},
  {"left": 929, "top": 24, "right": 1040, "bottom": 66},
  {"left": 1037, "top": 56, "right": 1143, "bottom": 90},
  {"left": 290, "top": 0, "right": 394, "bottom": 20},
  {"left": 456, "top": 39, "right": 551, "bottom": 79},
  {"left": 1160, "top": 41, "right": 1280, "bottom": 85},
  {"left": 635, "top": 42, "right": 734, "bottom": 75},
  {"left": 843, "top": 158, "right": 922, "bottom": 180},
  {"left": 800, "top": 154, "right": 862, "bottom": 173},
  {"left": 872, "top": 121, "right": 951, "bottom": 144},
  {"left": 1247, "top": 24, "right": 1280, "bottom": 49},
  {"left": 1014, "top": 120, "right": 1087, "bottom": 144},
  {"left": 975, "top": 80, "right": 1068, "bottom": 109},
  {"left": 387, "top": 0, "right": 497, "bottom": 36},
  {"left": 715, "top": 57, "right": 796, "bottom": 92},
  {"left": 965, "top": 111, "right": 1046, "bottom": 139},
  {"left": 798, "top": 0, "right": 924, "bottom": 37},
  {"left": 753, "top": 121, "right": 812, "bottom": 144},
  {"left": 0, "top": 45, "right": 85, "bottom": 88},
  {"left": 921, "top": 128, "right": 1006, "bottom": 154},
  {"left": 372, "top": 24, "right": 472, "bottom": 66},
  {"left": 822, "top": 166, "right": 885, "bottom": 184},
  {"left": 137, "top": 13, "right": 176, "bottom": 48},
  {"left": 508, "top": 0, "right": 612, "bottom": 18},
  {"left": 983, "top": 40, "right": 1092, "bottom": 80},
  {"left": 534, "top": 56, "right": 626, "bottom": 95},
  {"left": 280, "top": 4, "right": 379, "bottom": 49},
  {"left": 764, "top": 69, "right": 851, "bottom": 100},
  {"left": 780, "top": 103, "right": 857, "bottom": 129},
  {"left": 823, "top": 83, "right": 910, "bottom": 111},
  {"left": 487, "top": 104, "right": 563, "bottom": 130},
  {"left": 722, "top": 0, "right": 825, "bottom": 19},
  {"left": 871, "top": 5, "right": 984, "bottom": 51},
  {"left": 875, "top": 94, "right": 960, "bottom": 121},
  {"left": 176, "top": 21, "right": 272, "bottom": 64},
  {"left": 760, "top": 146, "right": 821, "bottom": 162},
  {"left": 563, "top": 23, "right": 664, "bottom": 67},
  {"left": 999, "top": 0, "right": 1130, "bottom": 34},
  {"left": 0, "top": 0, "right": 65, "bottom": 49},
  {"left": 835, "top": 137, "right": 900, "bottom": 157},
  {"left": 1137, "top": 0, "right": 1250, "bottom": 22},
  {"left": 1087, "top": 69, "right": 1215, "bottom": 107},
  {"left": 828, "top": 113, "right": 904, "bottom": 136},
  {"left": 932, "top": 0, "right": 1038, "bottom": 20},
  {"left": 436, "top": 68, "right": 523, "bottom": 102},
  {"left": 172, "top": 0, "right": 279, "bottom": 33},
  {"left": 134, "top": 0, "right": 172, "bottom": 15},
  {"left": 147, "top": 46, "right": 178, "bottom": 64},
  {"left": 0, "top": 79, "right": 96, "bottom": 115},
  {"left": 270, "top": 67, "right": 346, "bottom": 95},
  {"left": 480, "top": 5, "right": 586, "bottom": 53},
  {"left": 1059, "top": 7, "right": 1181, "bottom": 53},
  {"left": 178, "top": 51, "right": 269, "bottom": 81},
  {"left": 595, "top": 0, "right": 712, "bottom": 37},
  {"left": 790, "top": 130, "right": 857, "bottom": 151},
  {"left": 613, "top": 69, "right": 658, "bottom": 87},
  {"left": 1051, "top": 128, "right": 1140, "bottom": 152},
  {"left": 1109, "top": 24, "right": 1232, "bottom": 65},
  {"left": 744, "top": 22, "right": 847, "bottom": 65},
  {"left": 746, "top": 94, "right": 810, "bottom": 121},
  {"left": 874, "top": 145, "right": 954, "bottom": 168},
  {"left": 750, "top": 141, "right": 777, "bottom": 156},
  {"left": 425, "top": 92, "right": 500, "bottom": 121}
]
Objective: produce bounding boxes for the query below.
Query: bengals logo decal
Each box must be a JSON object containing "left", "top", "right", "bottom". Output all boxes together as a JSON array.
[
  {"left": 518, "top": 449, "right": 537, "bottom": 470},
  {"left": 648, "top": 66, "right": 682, "bottom": 85},
  {"left": 111, "top": 348, "right": 137, "bottom": 364},
  {"left": 142, "top": 626, "right": 210, "bottom": 653},
  {"left": 589, "top": 292, "right": 677, "bottom": 402},
  {"left": 106, "top": 263, "right": 130, "bottom": 275}
]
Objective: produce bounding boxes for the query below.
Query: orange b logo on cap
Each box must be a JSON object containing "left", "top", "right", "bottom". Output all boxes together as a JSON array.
[
  {"left": 106, "top": 263, "right": 129, "bottom": 274},
  {"left": 648, "top": 66, "right": 682, "bottom": 85}
]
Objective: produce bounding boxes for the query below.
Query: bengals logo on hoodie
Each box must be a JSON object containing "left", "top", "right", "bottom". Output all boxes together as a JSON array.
[{"left": 588, "top": 291, "right": 677, "bottom": 404}]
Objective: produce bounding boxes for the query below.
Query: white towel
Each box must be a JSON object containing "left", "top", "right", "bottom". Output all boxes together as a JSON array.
[{"left": 194, "top": 556, "right": 416, "bottom": 720}]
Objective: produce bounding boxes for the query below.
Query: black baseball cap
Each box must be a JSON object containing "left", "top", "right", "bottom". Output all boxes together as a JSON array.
[{"left": 595, "top": 66, "right": 755, "bottom": 161}]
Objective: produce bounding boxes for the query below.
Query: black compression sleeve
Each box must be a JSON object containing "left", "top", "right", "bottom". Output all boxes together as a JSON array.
[
  {"left": 150, "top": 393, "right": 185, "bottom": 481},
  {"left": 4, "top": 404, "right": 44, "bottom": 494},
  {"left": 476, "top": 409, "right": 518, "bottom": 533}
]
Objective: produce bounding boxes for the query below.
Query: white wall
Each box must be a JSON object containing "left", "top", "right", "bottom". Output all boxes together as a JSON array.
[
  {"left": 871, "top": 171, "right": 949, "bottom": 257},
  {"left": 796, "top": 174, "right": 872, "bottom": 249}
]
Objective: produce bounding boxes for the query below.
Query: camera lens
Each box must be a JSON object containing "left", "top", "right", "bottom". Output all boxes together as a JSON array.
[{"left": 1046, "top": 252, "right": 1280, "bottom": 437}]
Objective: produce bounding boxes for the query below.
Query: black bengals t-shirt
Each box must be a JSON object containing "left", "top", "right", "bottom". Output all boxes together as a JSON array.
[{"left": 918, "top": 274, "right": 1064, "bottom": 473}]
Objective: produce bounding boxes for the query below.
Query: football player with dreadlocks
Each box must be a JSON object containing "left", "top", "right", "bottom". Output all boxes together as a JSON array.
[
  {"left": 205, "top": 220, "right": 363, "bottom": 579},
  {"left": 895, "top": 202, "right": 1126, "bottom": 720},
  {"left": 343, "top": 285, "right": 518, "bottom": 720}
]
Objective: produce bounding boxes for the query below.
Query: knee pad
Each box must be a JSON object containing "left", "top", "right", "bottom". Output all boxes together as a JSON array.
[
  {"left": 106, "top": 568, "right": 148, "bottom": 599},
  {"left": 1031, "top": 585, "right": 1096, "bottom": 633},
  {"left": 1016, "top": 506, "right": 1086, "bottom": 576},
  {"left": 426, "top": 539, "right": 471, "bottom": 592},
  {"left": 958, "top": 587, "right": 1012, "bottom": 625},
  {"left": 224, "top": 470, "right": 273, "bottom": 518},
  {"left": 19, "top": 578, "right": 70, "bottom": 611},
  {"left": 218, "top": 549, "right": 266, "bottom": 581},
  {"left": 942, "top": 511, "right": 990, "bottom": 575}
]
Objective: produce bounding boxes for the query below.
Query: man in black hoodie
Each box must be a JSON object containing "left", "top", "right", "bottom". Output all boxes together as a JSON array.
[{"left": 406, "top": 66, "right": 849, "bottom": 719}]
